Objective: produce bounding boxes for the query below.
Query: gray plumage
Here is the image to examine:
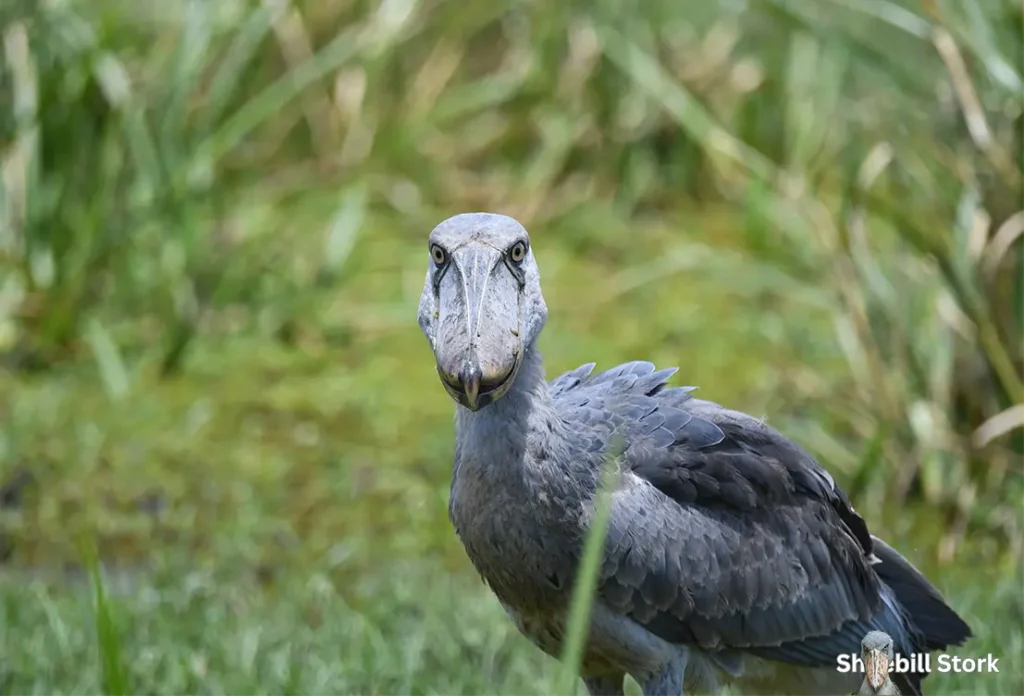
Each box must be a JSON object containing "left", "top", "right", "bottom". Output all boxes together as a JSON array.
[{"left": 417, "top": 213, "right": 972, "bottom": 696}]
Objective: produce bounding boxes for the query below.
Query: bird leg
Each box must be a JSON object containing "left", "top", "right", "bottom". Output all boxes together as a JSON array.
[
  {"left": 583, "top": 674, "right": 625, "bottom": 696},
  {"left": 637, "top": 652, "right": 688, "bottom": 696}
]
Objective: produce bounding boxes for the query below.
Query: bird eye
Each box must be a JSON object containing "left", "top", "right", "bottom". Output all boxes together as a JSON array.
[
  {"left": 430, "top": 244, "right": 448, "bottom": 266},
  {"left": 509, "top": 241, "right": 528, "bottom": 264}
]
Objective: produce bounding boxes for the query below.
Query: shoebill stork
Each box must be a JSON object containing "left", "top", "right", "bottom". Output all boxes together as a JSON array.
[
  {"left": 857, "top": 631, "right": 901, "bottom": 694},
  {"left": 416, "top": 213, "right": 971, "bottom": 696}
]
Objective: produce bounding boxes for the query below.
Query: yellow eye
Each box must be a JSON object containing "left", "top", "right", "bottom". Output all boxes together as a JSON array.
[
  {"left": 430, "top": 244, "right": 448, "bottom": 265},
  {"left": 509, "top": 241, "right": 527, "bottom": 264}
]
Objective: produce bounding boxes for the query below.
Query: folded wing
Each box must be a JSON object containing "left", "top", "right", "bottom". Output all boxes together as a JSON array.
[{"left": 551, "top": 360, "right": 917, "bottom": 666}]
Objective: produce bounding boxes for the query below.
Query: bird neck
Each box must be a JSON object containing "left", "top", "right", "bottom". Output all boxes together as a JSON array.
[
  {"left": 453, "top": 344, "right": 559, "bottom": 477},
  {"left": 451, "top": 344, "right": 589, "bottom": 537}
]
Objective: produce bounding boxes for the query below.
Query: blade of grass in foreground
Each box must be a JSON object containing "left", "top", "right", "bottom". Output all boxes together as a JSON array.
[
  {"left": 81, "top": 538, "right": 128, "bottom": 696},
  {"left": 556, "top": 442, "right": 621, "bottom": 695}
]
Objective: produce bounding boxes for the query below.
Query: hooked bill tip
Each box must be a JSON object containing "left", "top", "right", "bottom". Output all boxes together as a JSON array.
[
  {"left": 461, "top": 366, "right": 481, "bottom": 410},
  {"left": 436, "top": 356, "right": 516, "bottom": 412}
]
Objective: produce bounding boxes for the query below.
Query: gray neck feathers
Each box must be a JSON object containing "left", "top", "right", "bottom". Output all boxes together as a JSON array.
[
  {"left": 453, "top": 345, "right": 576, "bottom": 497},
  {"left": 455, "top": 345, "right": 550, "bottom": 451}
]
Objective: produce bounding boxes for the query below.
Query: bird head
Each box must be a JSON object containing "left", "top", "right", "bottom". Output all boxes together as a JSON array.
[
  {"left": 861, "top": 630, "right": 895, "bottom": 690},
  {"left": 417, "top": 213, "right": 548, "bottom": 411}
]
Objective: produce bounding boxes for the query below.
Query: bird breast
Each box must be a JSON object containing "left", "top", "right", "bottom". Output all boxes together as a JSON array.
[{"left": 449, "top": 454, "right": 583, "bottom": 614}]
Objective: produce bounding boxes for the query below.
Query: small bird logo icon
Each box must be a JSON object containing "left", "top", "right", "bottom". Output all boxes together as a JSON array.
[{"left": 857, "top": 631, "right": 900, "bottom": 695}]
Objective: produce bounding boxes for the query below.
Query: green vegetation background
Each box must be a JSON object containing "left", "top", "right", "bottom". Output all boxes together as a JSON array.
[{"left": 0, "top": 0, "right": 1021, "bottom": 693}]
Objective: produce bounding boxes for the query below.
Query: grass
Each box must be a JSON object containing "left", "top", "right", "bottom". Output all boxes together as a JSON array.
[
  {"left": 1, "top": 0, "right": 1022, "bottom": 693},
  {"left": 0, "top": 547, "right": 1019, "bottom": 695}
]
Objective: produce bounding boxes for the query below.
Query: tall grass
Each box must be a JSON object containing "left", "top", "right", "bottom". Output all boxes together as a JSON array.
[
  {"left": 3, "top": 0, "right": 1018, "bottom": 544},
  {"left": 1, "top": 0, "right": 360, "bottom": 376}
]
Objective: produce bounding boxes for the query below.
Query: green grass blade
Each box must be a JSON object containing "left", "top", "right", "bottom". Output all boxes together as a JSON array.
[
  {"left": 159, "top": 0, "right": 214, "bottom": 150},
  {"left": 323, "top": 183, "right": 368, "bottom": 273},
  {"left": 84, "top": 317, "right": 130, "bottom": 401},
  {"left": 81, "top": 538, "right": 128, "bottom": 696},
  {"left": 557, "top": 443, "right": 620, "bottom": 695},
  {"left": 196, "top": 6, "right": 275, "bottom": 132}
]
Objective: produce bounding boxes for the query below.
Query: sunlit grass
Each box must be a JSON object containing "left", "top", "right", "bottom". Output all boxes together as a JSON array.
[{"left": 0, "top": 543, "right": 1019, "bottom": 695}]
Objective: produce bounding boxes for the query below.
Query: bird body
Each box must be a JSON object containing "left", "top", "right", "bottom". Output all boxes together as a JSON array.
[{"left": 417, "top": 213, "right": 972, "bottom": 695}]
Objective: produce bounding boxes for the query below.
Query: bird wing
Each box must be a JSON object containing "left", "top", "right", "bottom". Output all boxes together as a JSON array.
[{"left": 549, "top": 360, "right": 914, "bottom": 666}]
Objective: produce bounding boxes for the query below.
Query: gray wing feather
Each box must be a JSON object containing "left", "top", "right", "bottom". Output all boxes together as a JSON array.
[{"left": 549, "top": 361, "right": 884, "bottom": 655}]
